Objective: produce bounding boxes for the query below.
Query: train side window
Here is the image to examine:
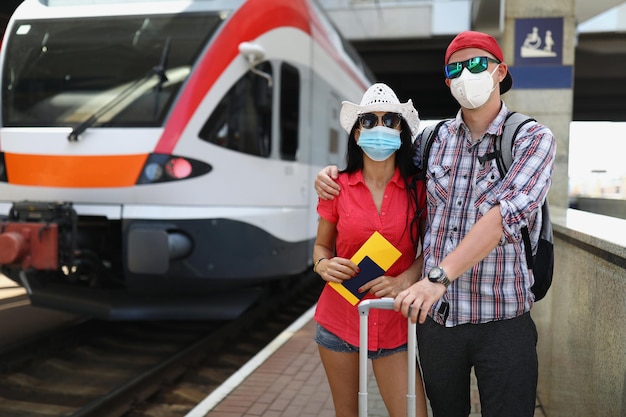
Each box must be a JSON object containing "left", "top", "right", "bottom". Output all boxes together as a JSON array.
[
  {"left": 280, "top": 64, "right": 300, "bottom": 161},
  {"left": 199, "top": 62, "right": 273, "bottom": 157}
]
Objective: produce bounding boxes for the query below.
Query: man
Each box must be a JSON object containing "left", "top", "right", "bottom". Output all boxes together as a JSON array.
[{"left": 314, "top": 31, "right": 556, "bottom": 417}]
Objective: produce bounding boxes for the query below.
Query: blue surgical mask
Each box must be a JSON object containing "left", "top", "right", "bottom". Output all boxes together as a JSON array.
[{"left": 357, "top": 126, "right": 401, "bottom": 161}]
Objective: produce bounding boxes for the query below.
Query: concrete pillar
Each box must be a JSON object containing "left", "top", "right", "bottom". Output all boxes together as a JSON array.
[
  {"left": 501, "top": 0, "right": 576, "bottom": 210},
  {"left": 498, "top": 3, "right": 576, "bottom": 415}
]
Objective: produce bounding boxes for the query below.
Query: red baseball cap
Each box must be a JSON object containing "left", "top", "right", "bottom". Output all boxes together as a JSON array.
[{"left": 445, "top": 31, "right": 513, "bottom": 94}]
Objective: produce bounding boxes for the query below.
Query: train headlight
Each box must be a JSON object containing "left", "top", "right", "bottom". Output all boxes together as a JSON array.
[
  {"left": 136, "top": 153, "right": 211, "bottom": 184},
  {"left": 143, "top": 162, "right": 164, "bottom": 182}
]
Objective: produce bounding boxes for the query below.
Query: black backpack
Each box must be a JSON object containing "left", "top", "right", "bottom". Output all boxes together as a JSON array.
[{"left": 419, "top": 112, "right": 554, "bottom": 301}]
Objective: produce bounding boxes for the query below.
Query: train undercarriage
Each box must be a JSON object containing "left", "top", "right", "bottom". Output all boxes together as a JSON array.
[{"left": 0, "top": 201, "right": 267, "bottom": 320}]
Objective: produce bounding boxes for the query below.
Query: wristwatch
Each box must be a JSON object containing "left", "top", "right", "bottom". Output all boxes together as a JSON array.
[{"left": 428, "top": 266, "right": 450, "bottom": 288}]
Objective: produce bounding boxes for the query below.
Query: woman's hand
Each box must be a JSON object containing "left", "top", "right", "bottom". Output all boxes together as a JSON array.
[
  {"left": 361, "top": 252, "right": 423, "bottom": 299},
  {"left": 316, "top": 257, "right": 359, "bottom": 283},
  {"left": 359, "top": 274, "right": 412, "bottom": 298}
]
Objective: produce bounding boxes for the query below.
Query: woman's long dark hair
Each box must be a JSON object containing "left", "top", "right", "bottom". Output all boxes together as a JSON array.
[{"left": 341, "top": 118, "right": 423, "bottom": 247}]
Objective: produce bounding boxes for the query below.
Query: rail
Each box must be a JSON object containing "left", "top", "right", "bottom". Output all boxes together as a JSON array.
[{"left": 532, "top": 207, "right": 626, "bottom": 417}]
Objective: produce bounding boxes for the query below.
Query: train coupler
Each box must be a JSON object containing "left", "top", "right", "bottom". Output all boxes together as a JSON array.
[{"left": 0, "top": 201, "right": 76, "bottom": 270}]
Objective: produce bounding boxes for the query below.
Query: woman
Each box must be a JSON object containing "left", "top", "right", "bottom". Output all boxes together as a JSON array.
[{"left": 312, "top": 83, "right": 428, "bottom": 417}]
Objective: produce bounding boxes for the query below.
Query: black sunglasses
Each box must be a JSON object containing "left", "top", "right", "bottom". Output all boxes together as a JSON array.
[
  {"left": 444, "top": 56, "right": 500, "bottom": 79},
  {"left": 358, "top": 112, "right": 402, "bottom": 129}
]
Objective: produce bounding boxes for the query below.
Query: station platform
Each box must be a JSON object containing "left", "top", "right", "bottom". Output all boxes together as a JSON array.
[{"left": 184, "top": 305, "right": 546, "bottom": 417}]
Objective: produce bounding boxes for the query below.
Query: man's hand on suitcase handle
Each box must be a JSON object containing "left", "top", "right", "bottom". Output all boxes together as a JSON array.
[{"left": 394, "top": 278, "right": 446, "bottom": 323}]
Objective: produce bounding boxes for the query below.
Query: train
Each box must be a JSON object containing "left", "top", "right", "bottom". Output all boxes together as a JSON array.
[{"left": 0, "top": 0, "right": 373, "bottom": 320}]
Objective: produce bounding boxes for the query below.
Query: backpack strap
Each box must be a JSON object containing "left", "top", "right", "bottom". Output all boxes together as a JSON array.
[
  {"left": 495, "top": 111, "right": 536, "bottom": 176},
  {"left": 419, "top": 120, "right": 448, "bottom": 175},
  {"left": 496, "top": 112, "right": 537, "bottom": 269}
]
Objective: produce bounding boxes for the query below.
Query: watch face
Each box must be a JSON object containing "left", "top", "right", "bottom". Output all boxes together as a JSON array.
[
  {"left": 428, "top": 267, "right": 450, "bottom": 288},
  {"left": 429, "top": 267, "right": 442, "bottom": 280}
]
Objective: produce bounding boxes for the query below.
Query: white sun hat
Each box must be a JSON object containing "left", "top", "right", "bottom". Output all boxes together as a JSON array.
[{"left": 340, "top": 83, "right": 420, "bottom": 139}]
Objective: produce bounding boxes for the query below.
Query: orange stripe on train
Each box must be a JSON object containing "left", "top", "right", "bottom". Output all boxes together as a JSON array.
[{"left": 5, "top": 153, "right": 148, "bottom": 188}]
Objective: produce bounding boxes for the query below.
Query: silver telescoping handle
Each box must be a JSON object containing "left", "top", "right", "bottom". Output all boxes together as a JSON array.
[
  {"left": 358, "top": 298, "right": 417, "bottom": 417},
  {"left": 357, "top": 297, "right": 395, "bottom": 315}
]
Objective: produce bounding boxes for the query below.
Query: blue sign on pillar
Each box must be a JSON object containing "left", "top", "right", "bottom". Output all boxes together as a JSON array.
[{"left": 511, "top": 17, "right": 572, "bottom": 89}]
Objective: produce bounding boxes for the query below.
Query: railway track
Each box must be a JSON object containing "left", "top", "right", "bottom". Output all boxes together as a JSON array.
[{"left": 0, "top": 272, "right": 324, "bottom": 417}]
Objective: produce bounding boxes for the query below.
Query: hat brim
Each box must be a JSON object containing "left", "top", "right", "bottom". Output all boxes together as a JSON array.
[{"left": 340, "top": 99, "right": 420, "bottom": 139}]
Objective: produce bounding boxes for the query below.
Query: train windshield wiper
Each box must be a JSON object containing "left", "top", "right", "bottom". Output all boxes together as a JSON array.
[
  {"left": 152, "top": 36, "right": 171, "bottom": 118},
  {"left": 67, "top": 36, "right": 172, "bottom": 142}
]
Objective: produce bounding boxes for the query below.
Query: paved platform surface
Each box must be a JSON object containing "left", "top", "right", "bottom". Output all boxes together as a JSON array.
[{"left": 189, "top": 306, "right": 546, "bottom": 417}]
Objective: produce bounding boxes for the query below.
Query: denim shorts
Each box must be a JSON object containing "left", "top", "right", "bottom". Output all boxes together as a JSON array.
[{"left": 315, "top": 323, "right": 407, "bottom": 360}]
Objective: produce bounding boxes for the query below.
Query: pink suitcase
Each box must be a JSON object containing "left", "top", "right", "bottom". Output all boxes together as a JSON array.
[{"left": 358, "top": 298, "right": 417, "bottom": 417}]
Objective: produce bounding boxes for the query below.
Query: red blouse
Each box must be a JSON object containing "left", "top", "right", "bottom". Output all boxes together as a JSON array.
[{"left": 314, "top": 168, "right": 426, "bottom": 350}]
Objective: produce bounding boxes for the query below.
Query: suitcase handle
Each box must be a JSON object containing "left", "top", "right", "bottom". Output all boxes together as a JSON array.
[
  {"left": 358, "top": 297, "right": 395, "bottom": 315},
  {"left": 358, "top": 297, "right": 417, "bottom": 416}
]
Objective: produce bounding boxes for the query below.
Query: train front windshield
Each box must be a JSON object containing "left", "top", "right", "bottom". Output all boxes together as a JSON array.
[{"left": 2, "top": 13, "right": 222, "bottom": 128}]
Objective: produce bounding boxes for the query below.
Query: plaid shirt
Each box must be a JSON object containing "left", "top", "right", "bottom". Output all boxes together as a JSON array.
[{"left": 414, "top": 103, "right": 556, "bottom": 326}]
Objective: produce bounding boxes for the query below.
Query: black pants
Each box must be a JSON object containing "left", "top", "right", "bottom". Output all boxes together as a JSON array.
[{"left": 417, "top": 313, "right": 538, "bottom": 417}]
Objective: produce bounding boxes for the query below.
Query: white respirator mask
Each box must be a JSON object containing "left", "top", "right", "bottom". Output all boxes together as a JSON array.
[{"left": 450, "top": 65, "right": 499, "bottom": 109}]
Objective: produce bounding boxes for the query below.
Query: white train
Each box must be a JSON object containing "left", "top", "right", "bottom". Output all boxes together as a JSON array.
[{"left": 0, "top": 0, "right": 373, "bottom": 319}]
